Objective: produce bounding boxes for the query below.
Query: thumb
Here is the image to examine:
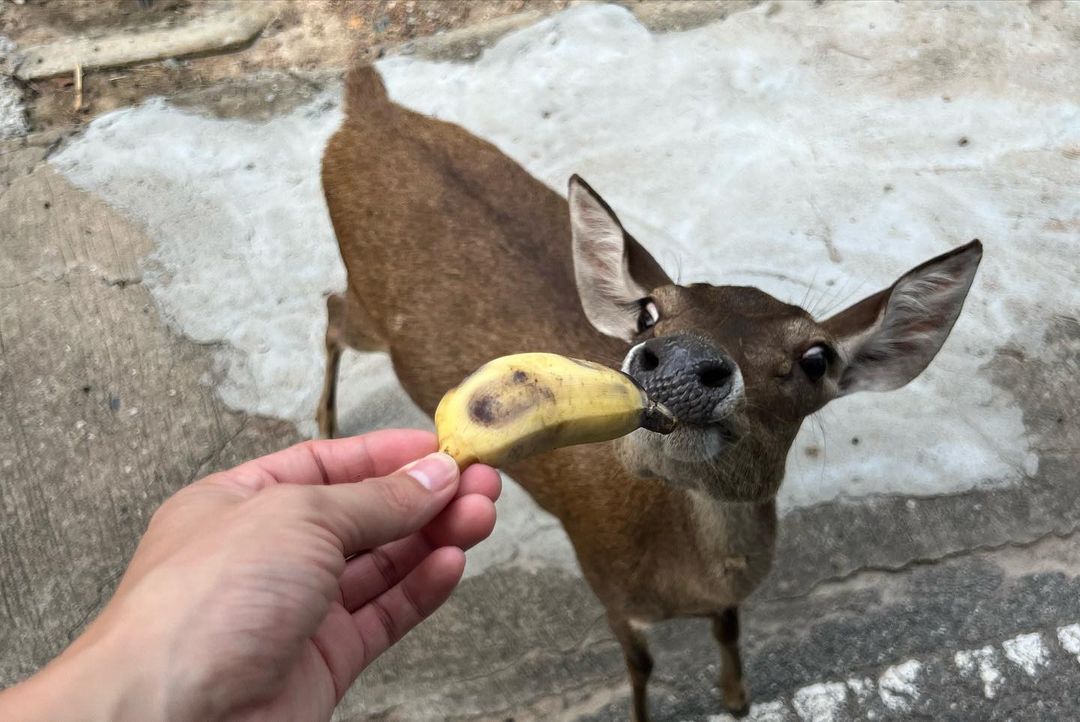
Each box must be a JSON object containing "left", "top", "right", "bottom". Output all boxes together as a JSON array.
[{"left": 304, "top": 451, "right": 460, "bottom": 557}]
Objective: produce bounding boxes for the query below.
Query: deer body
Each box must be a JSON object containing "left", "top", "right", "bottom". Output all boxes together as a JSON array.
[{"left": 319, "top": 66, "right": 982, "bottom": 720}]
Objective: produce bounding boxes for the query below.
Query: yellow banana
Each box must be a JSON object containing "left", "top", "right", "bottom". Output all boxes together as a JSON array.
[{"left": 435, "top": 352, "right": 676, "bottom": 468}]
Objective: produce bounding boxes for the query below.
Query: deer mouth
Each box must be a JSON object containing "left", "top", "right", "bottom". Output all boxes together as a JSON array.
[{"left": 713, "top": 418, "right": 739, "bottom": 443}]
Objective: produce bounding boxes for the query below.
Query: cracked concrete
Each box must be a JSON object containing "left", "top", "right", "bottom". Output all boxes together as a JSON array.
[
  {"left": 2, "top": 2, "right": 1079, "bottom": 721},
  {"left": 0, "top": 142, "right": 300, "bottom": 683}
]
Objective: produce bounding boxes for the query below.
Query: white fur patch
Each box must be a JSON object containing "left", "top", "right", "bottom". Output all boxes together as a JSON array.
[
  {"left": 711, "top": 367, "right": 745, "bottom": 422},
  {"left": 621, "top": 342, "right": 648, "bottom": 373}
]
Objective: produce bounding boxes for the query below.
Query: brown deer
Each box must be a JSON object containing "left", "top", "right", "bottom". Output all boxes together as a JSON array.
[{"left": 317, "top": 65, "right": 982, "bottom": 720}]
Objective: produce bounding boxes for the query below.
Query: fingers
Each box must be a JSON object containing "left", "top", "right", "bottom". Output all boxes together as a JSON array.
[
  {"left": 460, "top": 464, "right": 502, "bottom": 501},
  {"left": 352, "top": 546, "right": 466, "bottom": 670},
  {"left": 304, "top": 452, "right": 460, "bottom": 557},
  {"left": 339, "top": 494, "right": 496, "bottom": 611},
  {"left": 424, "top": 493, "right": 497, "bottom": 549},
  {"left": 212, "top": 429, "right": 438, "bottom": 491}
]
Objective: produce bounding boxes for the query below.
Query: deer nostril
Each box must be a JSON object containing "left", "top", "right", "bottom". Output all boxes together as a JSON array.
[
  {"left": 698, "top": 364, "right": 732, "bottom": 389},
  {"left": 639, "top": 347, "right": 660, "bottom": 372}
]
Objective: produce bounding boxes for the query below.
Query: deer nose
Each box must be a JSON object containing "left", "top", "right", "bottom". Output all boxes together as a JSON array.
[{"left": 625, "top": 335, "right": 737, "bottom": 424}]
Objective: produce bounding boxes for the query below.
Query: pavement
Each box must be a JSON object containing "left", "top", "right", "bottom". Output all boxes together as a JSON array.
[{"left": 1, "top": 2, "right": 1079, "bottom": 720}]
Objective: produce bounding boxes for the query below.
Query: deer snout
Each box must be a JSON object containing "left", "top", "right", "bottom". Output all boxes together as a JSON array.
[{"left": 623, "top": 335, "right": 739, "bottom": 425}]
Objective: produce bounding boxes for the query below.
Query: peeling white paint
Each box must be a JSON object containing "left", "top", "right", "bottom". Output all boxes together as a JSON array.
[
  {"left": 709, "top": 622, "right": 1076, "bottom": 720},
  {"left": 1002, "top": 632, "right": 1050, "bottom": 677},
  {"left": 1057, "top": 623, "right": 1080, "bottom": 663},
  {"left": 877, "top": 659, "right": 922, "bottom": 712},
  {"left": 791, "top": 682, "right": 847, "bottom": 722},
  {"left": 844, "top": 677, "right": 874, "bottom": 707},
  {"left": 747, "top": 700, "right": 792, "bottom": 722},
  {"left": 50, "top": 1, "right": 1077, "bottom": 536},
  {"left": 955, "top": 645, "right": 1005, "bottom": 699}
]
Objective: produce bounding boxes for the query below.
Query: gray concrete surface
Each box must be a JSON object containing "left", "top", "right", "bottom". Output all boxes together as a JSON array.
[{"left": 2, "top": 2, "right": 1079, "bottom": 721}]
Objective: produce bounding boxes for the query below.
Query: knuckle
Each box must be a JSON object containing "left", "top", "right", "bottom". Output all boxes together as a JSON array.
[
  {"left": 262, "top": 484, "right": 317, "bottom": 515},
  {"left": 368, "top": 547, "right": 399, "bottom": 589},
  {"left": 369, "top": 598, "right": 399, "bottom": 645},
  {"left": 374, "top": 477, "right": 416, "bottom": 517}
]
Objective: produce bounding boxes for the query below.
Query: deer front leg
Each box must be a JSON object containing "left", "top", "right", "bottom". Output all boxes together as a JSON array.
[
  {"left": 316, "top": 291, "right": 387, "bottom": 438},
  {"left": 316, "top": 293, "right": 347, "bottom": 439},
  {"left": 713, "top": 607, "right": 750, "bottom": 717},
  {"left": 608, "top": 613, "right": 654, "bottom": 722}
]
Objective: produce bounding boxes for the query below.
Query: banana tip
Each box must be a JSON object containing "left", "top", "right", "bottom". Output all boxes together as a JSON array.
[{"left": 642, "top": 400, "right": 678, "bottom": 434}]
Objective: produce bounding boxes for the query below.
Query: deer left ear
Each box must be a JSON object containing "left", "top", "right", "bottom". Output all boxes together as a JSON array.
[
  {"left": 568, "top": 175, "right": 671, "bottom": 342},
  {"left": 823, "top": 240, "right": 983, "bottom": 396}
]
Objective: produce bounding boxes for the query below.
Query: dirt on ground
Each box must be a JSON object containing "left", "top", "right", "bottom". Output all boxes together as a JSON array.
[{"left": 1, "top": 0, "right": 572, "bottom": 131}]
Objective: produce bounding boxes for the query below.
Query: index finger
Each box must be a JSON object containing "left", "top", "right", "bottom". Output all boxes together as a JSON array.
[{"left": 216, "top": 429, "right": 438, "bottom": 491}]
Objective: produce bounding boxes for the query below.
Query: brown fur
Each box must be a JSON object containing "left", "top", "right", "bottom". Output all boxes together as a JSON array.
[{"left": 319, "top": 65, "right": 982, "bottom": 720}]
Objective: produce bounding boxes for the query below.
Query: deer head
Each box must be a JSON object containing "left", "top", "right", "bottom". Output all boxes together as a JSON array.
[{"left": 568, "top": 175, "right": 983, "bottom": 502}]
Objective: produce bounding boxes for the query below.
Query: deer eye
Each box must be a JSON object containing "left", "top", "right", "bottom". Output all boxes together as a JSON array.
[
  {"left": 799, "top": 345, "right": 830, "bottom": 382},
  {"left": 636, "top": 299, "right": 659, "bottom": 333}
]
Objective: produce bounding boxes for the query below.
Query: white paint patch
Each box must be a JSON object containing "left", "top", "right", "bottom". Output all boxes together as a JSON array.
[
  {"left": 1002, "top": 632, "right": 1050, "bottom": 677},
  {"left": 954, "top": 645, "right": 1004, "bottom": 699},
  {"left": 876, "top": 659, "right": 922, "bottom": 712},
  {"left": 747, "top": 700, "right": 793, "bottom": 722},
  {"left": 1057, "top": 623, "right": 1080, "bottom": 663},
  {"left": 48, "top": 0, "right": 1076, "bottom": 547},
  {"left": 0, "top": 36, "right": 28, "bottom": 139},
  {"left": 51, "top": 95, "right": 351, "bottom": 434},
  {"left": 844, "top": 677, "right": 874, "bottom": 707},
  {"left": 791, "top": 682, "right": 846, "bottom": 722},
  {"left": 375, "top": 2, "right": 1077, "bottom": 508}
]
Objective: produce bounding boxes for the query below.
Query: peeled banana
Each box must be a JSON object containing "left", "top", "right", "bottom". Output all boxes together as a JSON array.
[{"left": 435, "top": 352, "right": 677, "bottom": 468}]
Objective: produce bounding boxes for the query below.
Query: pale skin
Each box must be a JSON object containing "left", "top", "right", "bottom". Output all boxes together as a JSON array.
[{"left": 0, "top": 429, "right": 500, "bottom": 722}]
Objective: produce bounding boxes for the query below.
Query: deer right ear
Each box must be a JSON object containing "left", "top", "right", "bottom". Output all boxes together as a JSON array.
[
  {"left": 823, "top": 240, "right": 983, "bottom": 397},
  {"left": 569, "top": 175, "right": 670, "bottom": 342}
]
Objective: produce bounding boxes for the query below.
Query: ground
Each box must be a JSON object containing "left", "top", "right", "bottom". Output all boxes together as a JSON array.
[{"left": 1, "top": 1, "right": 1079, "bottom": 720}]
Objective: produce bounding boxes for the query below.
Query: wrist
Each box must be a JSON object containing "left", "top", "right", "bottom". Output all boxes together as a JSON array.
[{"left": 0, "top": 621, "right": 169, "bottom": 722}]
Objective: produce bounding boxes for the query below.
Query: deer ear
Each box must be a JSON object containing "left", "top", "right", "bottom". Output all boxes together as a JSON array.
[
  {"left": 823, "top": 240, "right": 983, "bottom": 396},
  {"left": 568, "top": 175, "right": 671, "bottom": 342}
]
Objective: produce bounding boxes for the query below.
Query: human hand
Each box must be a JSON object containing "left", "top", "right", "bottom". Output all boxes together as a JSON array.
[{"left": 0, "top": 430, "right": 499, "bottom": 722}]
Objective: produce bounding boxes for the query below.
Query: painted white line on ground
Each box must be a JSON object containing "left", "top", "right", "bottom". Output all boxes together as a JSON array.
[
  {"left": 748, "top": 700, "right": 793, "bottom": 722},
  {"left": 791, "top": 682, "right": 847, "bottom": 722},
  {"left": 844, "top": 677, "right": 873, "bottom": 707},
  {"left": 955, "top": 645, "right": 1004, "bottom": 699},
  {"left": 710, "top": 622, "right": 1080, "bottom": 721},
  {"left": 1057, "top": 623, "right": 1080, "bottom": 663},
  {"left": 1002, "top": 632, "right": 1050, "bottom": 677},
  {"left": 877, "top": 660, "right": 922, "bottom": 712}
]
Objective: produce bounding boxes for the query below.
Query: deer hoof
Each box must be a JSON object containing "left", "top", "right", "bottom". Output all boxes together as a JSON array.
[{"left": 721, "top": 681, "right": 750, "bottom": 718}]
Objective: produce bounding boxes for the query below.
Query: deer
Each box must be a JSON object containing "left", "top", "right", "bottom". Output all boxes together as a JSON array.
[{"left": 316, "top": 65, "right": 982, "bottom": 721}]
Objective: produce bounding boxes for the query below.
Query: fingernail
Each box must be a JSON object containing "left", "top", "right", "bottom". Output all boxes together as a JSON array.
[{"left": 403, "top": 452, "right": 458, "bottom": 492}]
